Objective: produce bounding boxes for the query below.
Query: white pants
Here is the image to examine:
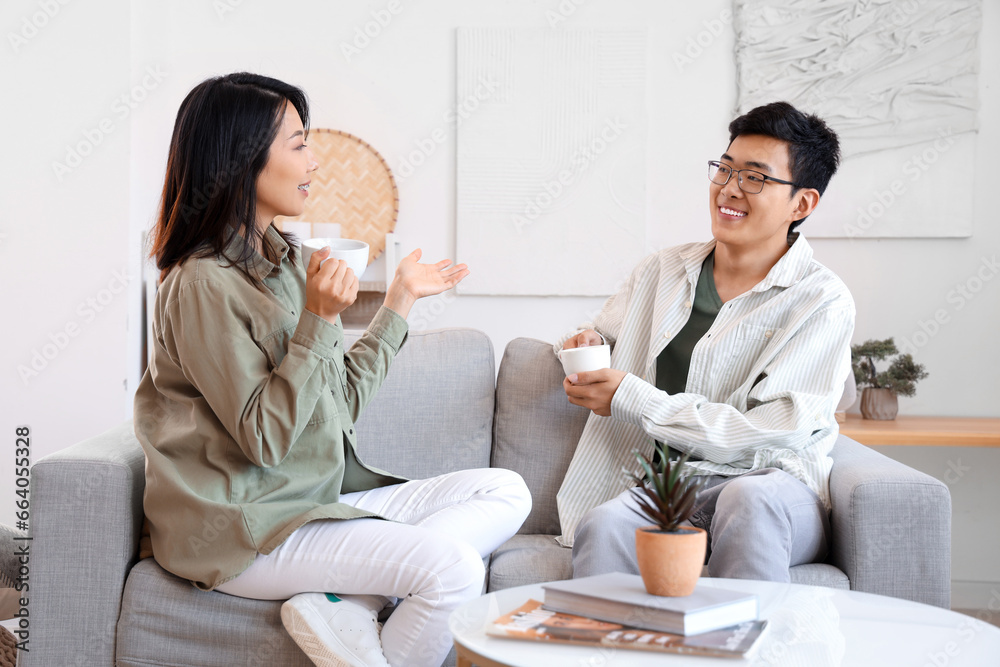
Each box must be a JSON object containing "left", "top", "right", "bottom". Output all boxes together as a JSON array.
[{"left": 216, "top": 468, "right": 531, "bottom": 667}]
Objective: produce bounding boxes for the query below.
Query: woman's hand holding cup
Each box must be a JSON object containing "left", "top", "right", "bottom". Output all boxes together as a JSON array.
[{"left": 305, "top": 247, "right": 360, "bottom": 324}]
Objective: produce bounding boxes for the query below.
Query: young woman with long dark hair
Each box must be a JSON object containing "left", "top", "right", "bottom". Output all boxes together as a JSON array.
[{"left": 134, "top": 72, "right": 531, "bottom": 667}]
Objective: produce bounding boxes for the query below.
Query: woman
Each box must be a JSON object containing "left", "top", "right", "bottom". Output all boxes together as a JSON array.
[{"left": 134, "top": 72, "right": 531, "bottom": 667}]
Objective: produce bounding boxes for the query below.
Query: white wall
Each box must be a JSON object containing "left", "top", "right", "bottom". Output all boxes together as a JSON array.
[
  {"left": 1, "top": 0, "right": 997, "bottom": 533},
  {"left": 1, "top": 0, "right": 134, "bottom": 528},
  {"left": 816, "top": 0, "right": 1000, "bottom": 417}
]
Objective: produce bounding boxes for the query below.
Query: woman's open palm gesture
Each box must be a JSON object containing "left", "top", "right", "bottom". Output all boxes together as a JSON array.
[
  {"left": 383, "top": 249, "right": 469, "bottom": 319},
  {"left": 394, "top": 249, "right": 469, "bottom": 299}
]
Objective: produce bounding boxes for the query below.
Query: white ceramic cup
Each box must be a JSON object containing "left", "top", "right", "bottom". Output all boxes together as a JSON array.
[
  {"left": 557, "top": 344, "right": 611, "bottom": 376},
  {"left": 301, "top": 238, "right": 369, "bottom": 278}
]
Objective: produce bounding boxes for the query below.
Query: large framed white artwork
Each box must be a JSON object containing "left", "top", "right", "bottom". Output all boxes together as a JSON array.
[
  {"left": 733, "top": 0, "right": 981, "bottom": 238},
  {"left": 456, "top": 28, "right": 648, "bottom": 295}
]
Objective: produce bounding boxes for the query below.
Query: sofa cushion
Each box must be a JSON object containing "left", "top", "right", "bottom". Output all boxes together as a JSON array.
[
  {"left": 789, "top": 563, "right": 851, "bottom": 589},
  {"left": 489, "top": 540, "right": 850, "bottom": 593},
  {"left": 117, "top": 558, "right": 312, "bottom": 667},
  {"left": 492, "top": 338, "right": 590, "bottom": 536},
  {"left": 347, "top": 327, "right": 495, "bottom": 480},
  {"left": 488, "top": 534, "right": 573, "bottom": 592}
]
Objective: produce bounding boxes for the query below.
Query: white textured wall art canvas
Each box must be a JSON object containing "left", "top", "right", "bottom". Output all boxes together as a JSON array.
[
  {"left": 456, "top": 28, "right": 647, "bottom": 295},
  {"left": 733, "top": 0, "right": 981, "bottom": 238}
]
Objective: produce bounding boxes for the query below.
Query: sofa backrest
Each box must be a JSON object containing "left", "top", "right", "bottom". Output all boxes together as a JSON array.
[
  {"left": 492, "top": 338, "right": 590, "bottom": 535},
  {"left": 346, "top": 327, "right": 496, "bottom": 480}
]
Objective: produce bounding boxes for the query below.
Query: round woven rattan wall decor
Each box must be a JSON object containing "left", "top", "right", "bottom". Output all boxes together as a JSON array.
[
  {"left": 277, "top": 129, "right": 398, "bottom": 266},
  {"left": 0, "top": 626, "right": 15, "bottom": 667}
]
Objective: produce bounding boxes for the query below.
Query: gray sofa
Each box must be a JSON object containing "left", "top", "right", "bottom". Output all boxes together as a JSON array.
[{"left": 25, "top": 328, "right": 951, "bottom": 666}]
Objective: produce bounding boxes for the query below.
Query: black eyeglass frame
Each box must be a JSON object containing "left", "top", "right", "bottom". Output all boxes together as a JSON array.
[{"left": 707, "top": 160, "right": 805, "bottom": 194}]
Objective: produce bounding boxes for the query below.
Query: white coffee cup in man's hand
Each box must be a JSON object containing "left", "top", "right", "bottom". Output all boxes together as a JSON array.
[{"left": 557, "top": 344, "right": 611, "bottom": 376}]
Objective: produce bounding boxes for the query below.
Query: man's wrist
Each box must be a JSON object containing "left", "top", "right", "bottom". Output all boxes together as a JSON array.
[{"left": 610, "top": 373, "right": 658, "bottom": 426}]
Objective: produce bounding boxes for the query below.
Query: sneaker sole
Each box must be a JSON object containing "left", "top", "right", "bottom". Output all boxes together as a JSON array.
[{"left": 281, "top": 603, "right": 364, "bottom": 667}]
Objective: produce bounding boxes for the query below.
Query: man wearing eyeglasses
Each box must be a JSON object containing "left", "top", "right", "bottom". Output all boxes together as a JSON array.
[{"left": 555, "top": 101, "right": 855, "bottom": 582}]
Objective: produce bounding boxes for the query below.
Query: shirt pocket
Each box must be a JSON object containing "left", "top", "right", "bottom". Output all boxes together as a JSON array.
[
  {"left": 257, "top": 323, "right": 339, "bottom": 425},
  {"left": 732, "top": 323, "right": 782, "bottom": 357}
]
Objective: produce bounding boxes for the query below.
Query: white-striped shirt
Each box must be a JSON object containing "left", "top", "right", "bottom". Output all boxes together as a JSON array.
[{"left": 554, "top": 235, "right": 855, "bottom": 547}]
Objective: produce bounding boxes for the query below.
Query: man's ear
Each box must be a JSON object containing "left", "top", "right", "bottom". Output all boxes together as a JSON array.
[{"left": 791, "top": 188, "right": 821, "bottom": 221}]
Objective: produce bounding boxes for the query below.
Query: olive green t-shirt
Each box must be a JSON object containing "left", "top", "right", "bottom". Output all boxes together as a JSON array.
[
  {"left": 654, "top": 251, "right": 722, "bottom": 459},
  {"left": 656, "top": 251, "right": 723, "bottom": 394}
]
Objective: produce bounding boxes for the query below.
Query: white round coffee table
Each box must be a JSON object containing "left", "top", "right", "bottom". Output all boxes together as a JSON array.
[{"left": 449, "top": 578, "right": 1000, "bottom": 666}]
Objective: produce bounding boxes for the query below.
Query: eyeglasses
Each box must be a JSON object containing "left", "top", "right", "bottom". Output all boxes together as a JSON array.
[{"left": 707, "top": 160, "right": 803, "bottom": 194}]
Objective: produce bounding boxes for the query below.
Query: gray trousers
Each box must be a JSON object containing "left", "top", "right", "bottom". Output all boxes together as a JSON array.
[{"left": 572, "top": 468, "right": 830, "bottom": 582}]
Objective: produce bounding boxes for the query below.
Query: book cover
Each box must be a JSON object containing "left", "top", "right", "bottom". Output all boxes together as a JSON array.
[
  {"left": 542, "top": 572, "right": 759, "bottom": 635},
  {"left": 487, "top": 599, "right": 768, "bottom": 659}
]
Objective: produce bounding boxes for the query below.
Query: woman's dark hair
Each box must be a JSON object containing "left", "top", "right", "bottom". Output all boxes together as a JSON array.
[
  {"left": 149, "top": 72, "right": 309, "bottom": 283},
  {"left": 728, "top": 101, "right": 841, "bottom": 232}
]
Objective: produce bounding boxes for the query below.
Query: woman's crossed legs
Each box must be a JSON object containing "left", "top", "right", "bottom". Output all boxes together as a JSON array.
[{"left": 217, "top": 468, "right": 531, "bottom": 667}]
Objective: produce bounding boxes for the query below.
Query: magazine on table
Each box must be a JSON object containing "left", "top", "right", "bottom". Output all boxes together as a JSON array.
[{"left": 487, "top": 599, "right": 768, "bottom": 659}]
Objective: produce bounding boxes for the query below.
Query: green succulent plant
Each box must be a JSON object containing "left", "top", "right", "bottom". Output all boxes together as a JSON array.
[{"left": 624, "top": 444, "right": 708, "bottom": 533}]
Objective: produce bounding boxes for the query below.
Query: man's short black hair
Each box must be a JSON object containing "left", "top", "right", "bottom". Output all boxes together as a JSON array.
[{"left": 728, "top": 102, "right": 841, "bottom": 232}]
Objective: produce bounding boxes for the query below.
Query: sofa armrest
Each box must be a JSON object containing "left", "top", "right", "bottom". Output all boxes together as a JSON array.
[
  {"left": 827, "top": 434, "right": 951, "bottom": 608},
  {"left": 23, "top": 420, "right": 145, "bottom": 667}
]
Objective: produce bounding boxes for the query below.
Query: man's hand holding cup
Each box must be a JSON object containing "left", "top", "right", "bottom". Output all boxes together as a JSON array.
[{"left": 558, "top": 330, "right": 625, "bottom": 417}]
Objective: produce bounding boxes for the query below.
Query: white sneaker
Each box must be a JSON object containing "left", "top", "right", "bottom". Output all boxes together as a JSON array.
[{"left": 281, "top": 593, "right": 390, "bottom": 667}]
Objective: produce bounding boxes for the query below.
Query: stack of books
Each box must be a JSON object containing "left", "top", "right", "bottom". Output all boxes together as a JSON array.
[{"left": 487, "top": 572, "right": 767, "bottom": 658}]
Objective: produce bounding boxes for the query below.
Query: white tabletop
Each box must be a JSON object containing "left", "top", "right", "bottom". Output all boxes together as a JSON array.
[{"left": 449, "top": 578, "right": 1000, "bottom": 666}]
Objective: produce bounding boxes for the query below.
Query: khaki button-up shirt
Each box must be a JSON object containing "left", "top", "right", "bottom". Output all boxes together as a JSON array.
[{"left": 134, "top": 225, "right": 408, "bottom": 591}]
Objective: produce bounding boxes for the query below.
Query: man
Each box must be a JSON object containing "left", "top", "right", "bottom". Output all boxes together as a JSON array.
[{"left": 556, "top": 101, "right": 854, "bottom": 582}]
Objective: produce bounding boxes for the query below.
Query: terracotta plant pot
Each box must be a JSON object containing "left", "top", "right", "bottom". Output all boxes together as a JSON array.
[
  {"left": 635, "top": 526, "right": 707, "bottom": 597},
  {"left": 860, "top": 387, "right": 898, "bottom": 420}
]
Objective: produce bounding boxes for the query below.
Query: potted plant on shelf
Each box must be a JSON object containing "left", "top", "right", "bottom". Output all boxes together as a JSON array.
[
  {"left": 624, "top": 444, "right": 708, "bottom": 597},
  {"left": 851, "top": 338, "right": 928, "bottom": 420}
]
